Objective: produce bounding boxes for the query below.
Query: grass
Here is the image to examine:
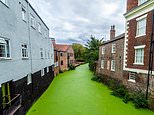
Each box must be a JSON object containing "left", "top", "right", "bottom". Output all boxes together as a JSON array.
[{"left": 27, "top": 64, "right": 154, "bottom": 115}]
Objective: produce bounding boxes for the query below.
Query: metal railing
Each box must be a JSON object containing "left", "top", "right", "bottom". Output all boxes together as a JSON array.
[{"left": 2, "top": 94, "right": 22, "bottom": 115}]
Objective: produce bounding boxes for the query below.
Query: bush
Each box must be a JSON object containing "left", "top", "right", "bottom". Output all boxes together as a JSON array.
[
  {"left": 91, "top": 76, "right": 102, "bottom": 82},
  {"left": 111, "top": 85, "right": 128, "bottom": 98},
  {"left": 123, "top": 93, "right": 132, "bottom": 104},
  {"left": 69, "top": 64, "right": 76, "bottom": 70},
  {"left": 132, "top": 91, "right": 148, "bottom": 108}
]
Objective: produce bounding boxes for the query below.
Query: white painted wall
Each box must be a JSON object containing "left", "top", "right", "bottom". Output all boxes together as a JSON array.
[{"left": 0, "top": 0, "right": 54, "bottom": 85}]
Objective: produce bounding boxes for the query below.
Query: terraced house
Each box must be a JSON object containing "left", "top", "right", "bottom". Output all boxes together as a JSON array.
[
  {"left": 123, "top": 0, "right": 154, "bottom": 109},
  {"left": 0, "top": 0, "right": 54, "bottom": 114},
  {"left": 98, "top": 26, "right": 125, "bottom": 81}
]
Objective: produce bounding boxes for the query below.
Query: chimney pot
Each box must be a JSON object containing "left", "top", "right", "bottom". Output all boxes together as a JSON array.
[{"left": 110, "top": 25, "right": 116, "bottom": 40}]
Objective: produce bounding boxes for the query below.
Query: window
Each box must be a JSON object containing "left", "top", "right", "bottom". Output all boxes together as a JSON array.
[
  {"left": 41, "top": 69, "right": 44, "bottom": 76},
  {"left": 45, "top": 50, "right": 47, "bottom": 59},
  {"left": 22, "top": 7, "right": 26, "bottom": 21},
  {"left": 38, "top": 23, "right": 41, "bottom": 33},
  {"left": 48, "top": 51, "right": 50, "bottom": 59},
  {"left": 136, "top": 18, "right": 146, "bottom": 37},
  {"left": 1, "top": 0, "right": 8, "bottom": 5},
  {"left": 101, "top": 60, "right": 104, "bottom": 69},
  {"left": 21, "top": 44, "right": 28, "bottom": 59},
  {"left": 40, "top": 48, "right": 43, "bottom": 59},
  {"left": 60, "top": 52, "right": 63, "bottom": 56},
  {"left": 111, "top": 60, "right": 115, "bottom": 71},
  {"left": 107, "top": 60, "right": 110, "bottom": 70},
  {"left": 102, "top": 47, "right": 105, "bottom": 54},
  {"left": 0, "top": 38, "right": 10, "bottom": 59},
  {"left": 27, "top": 74, "right": 32, "bottom": 85},
  {"left": 134, "top": 45, "right": 145, "bottom": 65},
  {"left": 30, "top": 14, "right": 36, "bottom": 28},
  {"left": 112, "top": 44, "right": 116, "bottom": 53},
  {"left": 138, "top": 0, "right": 147, "bottom": 5},
  {"left": 128, "top": 72, "right": 136, "bottom": 83},
  {"left": 61, "top": 60, "right": 63, "bottom": 65},
  {"left": 45, "top": 30, "right": 48, "bottom": 38},
  {"left": 47, "top": 67, "right": 49, "bottom": 73}
]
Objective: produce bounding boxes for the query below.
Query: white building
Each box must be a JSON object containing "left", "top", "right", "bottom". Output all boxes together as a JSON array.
[{"left": 0, "top": 0, "right": 54, "bottom": 114}]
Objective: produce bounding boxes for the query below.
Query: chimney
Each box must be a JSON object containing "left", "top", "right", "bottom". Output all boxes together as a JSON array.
[
  {"left": 51, "top": 38, "right": 56, "bottom": 45},
  {"left": 110, "top": 25, "right": 115, "bottom": 40}
]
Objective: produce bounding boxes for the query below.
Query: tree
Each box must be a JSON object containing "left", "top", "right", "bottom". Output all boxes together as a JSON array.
[
  {"left": 85, "top": 35, "right": 103, "bottom": 72},
  {"left": 72, "top": 43, "right": 86, "bottom": 61}
]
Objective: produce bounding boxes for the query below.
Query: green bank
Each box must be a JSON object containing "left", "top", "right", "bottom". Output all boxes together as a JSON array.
[{"left": 27, "top": 64, "right": 154, "bottom": 115}]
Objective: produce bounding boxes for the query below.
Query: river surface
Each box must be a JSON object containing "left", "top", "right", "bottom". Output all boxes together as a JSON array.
[{"left": 27, "top": 64, "right": 154, "bottom": 115}]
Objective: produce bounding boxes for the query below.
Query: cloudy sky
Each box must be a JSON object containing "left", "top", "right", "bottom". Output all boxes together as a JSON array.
[{"left": 28, "top": 0, "right": 126, "bottom": 44}]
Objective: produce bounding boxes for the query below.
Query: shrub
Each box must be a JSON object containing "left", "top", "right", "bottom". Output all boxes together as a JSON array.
[
  {"left": 123, "top": 93, "right": 132, "bottom": 104},
  {"left": 111, "top": 85, "right": 128, "bottom": 98},
  {"left": 59, "top": 70, "right": 63, "bottom": 73},
  {"left": 91, "top": 76, "right": 102, "bottom": 82},
  {"left": 69, "top": 64, "right": 76, "bottom": 70},
  {"left": 132, "top": 91, "right": 148, "bottom": 108}
]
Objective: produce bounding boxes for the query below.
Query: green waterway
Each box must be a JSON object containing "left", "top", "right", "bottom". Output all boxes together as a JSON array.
[{"left": 27, "top": 64, "right": 154, "bottom": 115}]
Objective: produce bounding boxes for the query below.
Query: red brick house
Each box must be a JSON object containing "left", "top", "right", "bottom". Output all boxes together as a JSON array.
[
  {"left": 123, "top": 0, "right": 154, "bottom": 97},
  {"left": 98, "top": 26, "right": 125, "bottom": 80},
  {"left": 52, "top": 38, "right": 75, "bottom": 74}
]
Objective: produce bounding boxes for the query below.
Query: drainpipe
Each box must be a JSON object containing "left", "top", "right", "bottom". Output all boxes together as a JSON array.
[
  {"left": 27, "top": 1, "right": 33, "bottom": 74},
  {"left": 146, "top": 9, "right": 154, "bottom": 99}
]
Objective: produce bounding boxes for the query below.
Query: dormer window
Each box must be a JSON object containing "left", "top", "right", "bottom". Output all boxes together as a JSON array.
[{"left": 138, "top": 0, "right": 147, "bottom": 5}]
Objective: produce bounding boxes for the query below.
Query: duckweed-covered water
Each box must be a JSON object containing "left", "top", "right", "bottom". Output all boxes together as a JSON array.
[{"left": 27, "top": 64, "right": 154, "bottom": 115}]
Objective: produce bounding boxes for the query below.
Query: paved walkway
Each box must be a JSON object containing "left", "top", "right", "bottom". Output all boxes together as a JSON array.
[{"left": 27, "top": 64, "right": 154, "bottom": 115}]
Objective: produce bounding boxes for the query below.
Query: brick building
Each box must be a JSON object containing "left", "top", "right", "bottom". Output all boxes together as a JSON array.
[
  {"left": 98, "top": 26, "right": 125, "bottom": 80},
  {"left": 123, "top": 0, "right": 154, "bottom": 97},
  {"left": 52, "top": 39, "right": 75, "bottom": 73}
]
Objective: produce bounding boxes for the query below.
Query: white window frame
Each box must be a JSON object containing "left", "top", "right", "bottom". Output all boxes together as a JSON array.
[
  {"left": 128, "top": 72, "right": 136, "bottom": 83},
  {"left": 101, "top": 60, "right": 104, "bottom": 69},
  {"left": 134, "top": 45, "right": 145, "bottom": 65},
  {"left": 38, "top": 22, "right": 41, "bottom": 33},
  {"left": 138, "top": 0, "right": 147, "bottom": 5},
  {"left": 1, "top": 0, "right": 8, "bottom": 6},
  {"left": 112, "top": 43, "right": 116, "bottom": 53},
  {"left": 41, "top": 69, "right": 44, "bottom": 76},
  {"left": 30, "top": 14, "right": 36, "bottom": 29},
  {"left": 40, "top": 48, "right": 43, "bottom": 59},
  {"left": 21, "top": 44, "right": 28, "bottom": 59},
  {"left": 27, "top": 73, "right": 32, "bottom": 85},
  {"left": 111, "top": 60, "right": 115, "bottom": 71},
  {"left": 47, "top": 67, "right": 49, "bottom": 73},
  {"left": 136, "top": 15, "right": 147, "bottom": 37},
  {"left": 22, "top": 6, "right": 26, "bottom": 21},
  {"left": 102, "top": 47, "right": 105, "bottom": 54},
  {"left": 0, "top": 38, "right": 11, "bottom": 59}
]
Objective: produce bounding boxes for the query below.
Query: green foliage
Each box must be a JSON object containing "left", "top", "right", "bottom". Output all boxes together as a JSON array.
[
  {"left": 85, "top": 35, "right": 103, "bottom": 72},
  {"left": 111, "top": 85, "right": 128, "bottom": 98},
  {"left": 69, "top": 64, "right": 76, "bottom": 70},
  {"left": 91, "top": 74, "right": 102, "bottom": 82},
  {"left": 132, "top": 91, "right": 148, "bottom": 108},
  {"left": 123, "top": 93, "right": 132, "bottom": 104},
  {"left": 72, "top": 43, "right": 86, "bottom": 61}
]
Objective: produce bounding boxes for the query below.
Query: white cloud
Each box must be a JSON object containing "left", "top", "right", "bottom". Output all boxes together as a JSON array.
[{"left": 28, "top": 0, "right": 126, "bottom": 44}]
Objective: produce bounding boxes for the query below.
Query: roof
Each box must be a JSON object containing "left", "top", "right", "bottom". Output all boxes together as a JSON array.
[
  {"left": 102, "top": 33, "right": 125, "bottom": 45},
  {"left": 54, "top": 44, "right": 71, "bottom": 52}
]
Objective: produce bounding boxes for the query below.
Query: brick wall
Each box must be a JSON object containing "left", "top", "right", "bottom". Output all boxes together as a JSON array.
[
  {"left": 98, "top": 37, "right": 124, "bottom": 81},
  {"left": 60, "top": 52, "right": 68, "bottom": 71},
  {"left": 126, "top": 11, "right": 153, "bottom": 70},
  {"left": 127, "top": 0, "right": 138, "bottom": 11}
]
